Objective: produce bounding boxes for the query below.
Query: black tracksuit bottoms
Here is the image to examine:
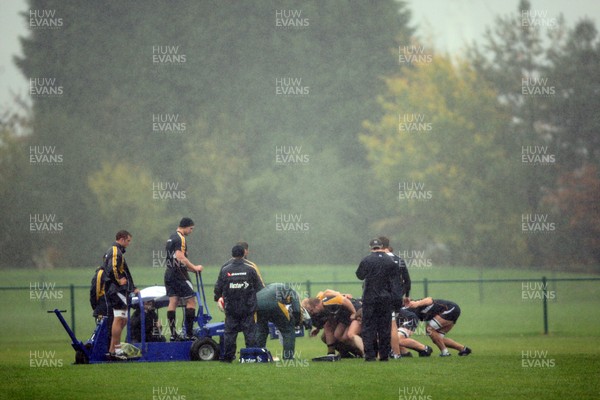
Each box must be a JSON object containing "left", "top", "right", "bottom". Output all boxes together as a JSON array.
[
  {"left": 361, "top": 300, "right": 392, "bottom": 360},
  {"left": 223, "top": 313, "right": 256, "bottom": 361}
]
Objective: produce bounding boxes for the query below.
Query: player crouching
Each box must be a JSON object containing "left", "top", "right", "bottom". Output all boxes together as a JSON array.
[
  {"left": 391, "top": 308, "right": 433, "bottom": 358},
  {"left": 406, "top": 297, "right": 472, "bottom": 357}
]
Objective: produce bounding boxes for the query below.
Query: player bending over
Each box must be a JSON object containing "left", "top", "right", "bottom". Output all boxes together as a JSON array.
[
  {"left": 391, "top": 308, "right": 432, "bottom": 358},
  {"left": 302, "top": 289, "right": 363, "bottom": 357},
  {"left": 406, "top": 297, "right": 472, "bottom": 357}
]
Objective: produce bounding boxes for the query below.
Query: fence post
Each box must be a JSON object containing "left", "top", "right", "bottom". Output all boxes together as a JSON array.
[
  {"left": 423, "top": 278, "right": 428, "bottom": 298},
  {"left": 542, "top": 276, "right": 548, "bottom": 335},
  {"left": 479, "top": 275, "right": 484, "bottom": 304},
  {"left": 70, "top": 284, "right": 76, "bottom": 337},
  {"left": 306, "top": 280, "right": 311, "bottom": 298}
]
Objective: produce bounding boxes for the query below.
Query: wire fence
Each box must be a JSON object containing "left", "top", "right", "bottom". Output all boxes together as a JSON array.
[
  {"left": 312, "top": 276, "right": 600, "bottom": 335},
  {"left": 6, "top": 276, "right": 600, "bottom": 339}
]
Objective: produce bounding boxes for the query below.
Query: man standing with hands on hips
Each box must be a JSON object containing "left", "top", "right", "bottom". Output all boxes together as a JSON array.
[
  {"left": 164, "top": 217, "right": 203, "bottom": 341},
  {"left": 356, "top": 238, "right": 402, "bottom": 361}
]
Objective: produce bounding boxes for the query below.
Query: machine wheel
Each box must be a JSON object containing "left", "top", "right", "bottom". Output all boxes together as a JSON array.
[
  {"left": 75, "top": 350, "right": 89, "bottom": 364},
  {"left": 190, "top": 338, "right": 219, "bottom": 361},
  {"left": 75, "top": 342, "right": 92, "bottom": 364}
]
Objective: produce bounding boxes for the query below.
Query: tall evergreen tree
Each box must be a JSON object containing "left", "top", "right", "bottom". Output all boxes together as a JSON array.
[{"left": 13, "top": 0, "right": 414, "bottom": 266}]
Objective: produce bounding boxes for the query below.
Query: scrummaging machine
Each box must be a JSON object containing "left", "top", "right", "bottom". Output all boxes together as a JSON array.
[{"left": 51, "top": 272, "right": 225, "bottom": 363}]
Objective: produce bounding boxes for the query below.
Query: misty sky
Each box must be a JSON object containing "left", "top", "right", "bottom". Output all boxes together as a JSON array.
[{"left": 0, "top": 0, "right": 598, "bottom": 111}]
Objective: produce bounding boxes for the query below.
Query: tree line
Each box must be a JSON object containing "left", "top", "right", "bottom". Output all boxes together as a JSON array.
[{"left": 1, "top": 0, "right": 598, "bottom": 270}]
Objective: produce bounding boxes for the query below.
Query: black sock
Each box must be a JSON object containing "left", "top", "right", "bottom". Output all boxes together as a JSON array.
[
  {"left": 326, "top": 343, "right": 336, "bottom": 355},
  {"left": 167, "top": 310, "right": 176, "bottom": 336},
  {"left": 185, "top": 308, "right": 196, "bottom": 337}
]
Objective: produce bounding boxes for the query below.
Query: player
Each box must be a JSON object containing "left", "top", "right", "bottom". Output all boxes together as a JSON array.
[
  {"left": 393, "top": 308, "right": 432, "bottom": 357},
  {"left": 102, "top": 230, "right": 139, "bottom": 360},
  {"left": 323, "top": 290, "right": 363, "bottom": 357},
  {"left": 341, "top": 303, "right": 363, "bottom": 357},
  {"left": 130, "top": 301, "right": 166, "bottom": 343},
  {"left": 89, "top": 265, "right": 108, "bottom": 322},
  {"left": 164, "top": 217, "right": 203, "bottom": 341},
  {"left": 255, "top": 283, "right": 302, "bottom": 360},
  {"left": 406, "top": 297, "right": 472, "bottom": 357},
  {"left": 302, "top": 289, "right": 363, "bottom": 357}
]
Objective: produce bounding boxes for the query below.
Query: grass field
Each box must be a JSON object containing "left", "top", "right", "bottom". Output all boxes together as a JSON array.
[{"left": 1, "top": 265, "right": 599, "bottom": 399}]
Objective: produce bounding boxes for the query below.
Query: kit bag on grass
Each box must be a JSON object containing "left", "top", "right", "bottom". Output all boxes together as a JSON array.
[{"left": 239, "top": 348, "right": 273, "bottom": 363}]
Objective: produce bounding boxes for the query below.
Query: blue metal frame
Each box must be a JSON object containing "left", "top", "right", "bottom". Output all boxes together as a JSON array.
[
  {"left": 51, "top": 272, "right": 226, "bottom": 363},
  {"left": 51, "top": 273, "right": 304, "bottom": 364}
]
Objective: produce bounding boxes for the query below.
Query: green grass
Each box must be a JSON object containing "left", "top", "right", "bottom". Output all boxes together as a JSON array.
[
  {"left": 2, "top": 336, "right": 599, "bottom": 400},
  {"left": 1, "top": 266, "right": 599, "bottom": 399}
]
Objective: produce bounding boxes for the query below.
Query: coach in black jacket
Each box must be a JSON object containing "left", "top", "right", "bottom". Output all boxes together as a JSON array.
[
  {"left": 214, "top": 245, "right": 262, "bottom": 362},
  {"left": 356, "top": 238, "right": 402, "bottom": 361}
]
